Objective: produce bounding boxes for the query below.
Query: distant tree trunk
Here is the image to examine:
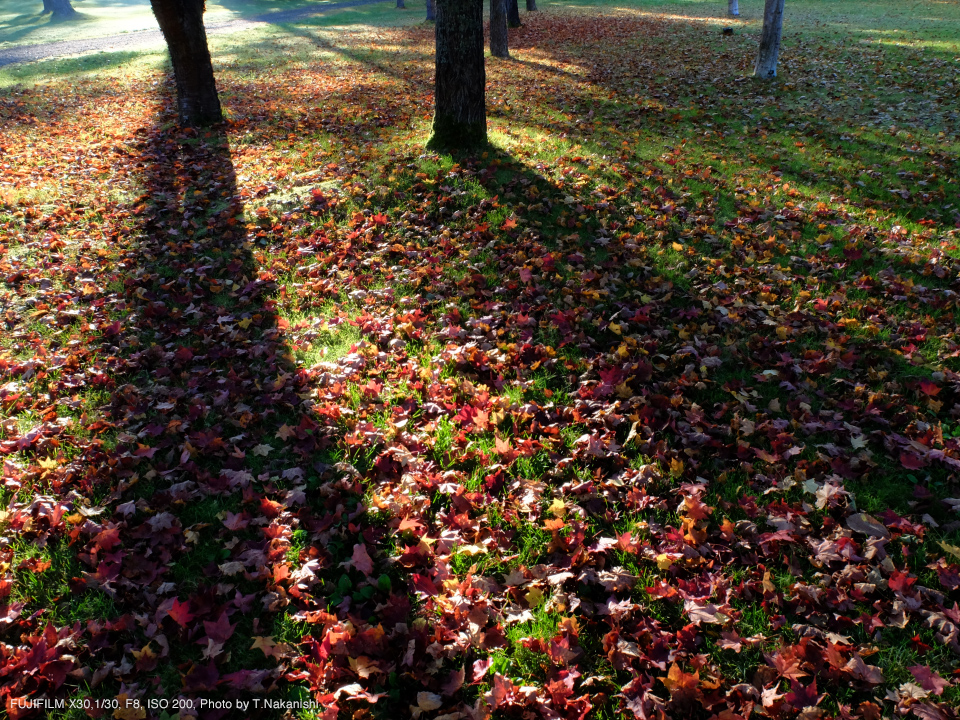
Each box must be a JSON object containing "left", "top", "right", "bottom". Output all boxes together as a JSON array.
[
  {"left": 728, "top": 0, "right": 739, "bottom": 16},
  {"left": 754, "top": 0, "right": 785, "bottom": 79},
  {"left": 526, "top": 0, "right": 537, "bottom": 10},
  {"left": 43, "top": 0, "right": 79, "bottom": 19},
  {"left": 426, "top": 0, "right": 436, "bottom": 20},
  {"left": 427, "top": 0, "right": 486, "bottom": 149},
  {"left": 507, "top": 0, "right": 521, "bottom": 27},
  {"left": 149, "top": 0, "right": 223, "bottom": 127},
  {"left": 490, "top": 0, "right": 509, "bottom": 58},
  {"left": 397, "top": 0, "right": 405, "bottom": 7}
]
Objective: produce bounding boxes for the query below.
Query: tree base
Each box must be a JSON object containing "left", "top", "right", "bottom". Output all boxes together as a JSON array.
[{"left": 426, "top": 115, "right": 487, "bottom": 151}]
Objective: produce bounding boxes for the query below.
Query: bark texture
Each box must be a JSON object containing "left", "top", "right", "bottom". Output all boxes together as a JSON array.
[
  {"left": 150, "top": 0, "right": 223, "bottom": 126},
  {"left": 526, "top": 0, "right": 538, "bottom": 10},
  {"left": 490, "top": 0, "right": 509, "bottom": 58},
  {"left": 728, "top": 0, "right": 739, "bottom": 16},
  {"left": 428, "top": 0, "right": 486, "bottom": 149},
  {"left": 754, "top": 0, "right": 785, "bottom": 79},
  {"left": 507, "top": 0, "right": 521, "bottom": 27},
  {"left": 43, "top": 0, "right": 79, "bottom": 19},
  {"left": 426, "top": 0, "right": 436, "bottom": 20}
]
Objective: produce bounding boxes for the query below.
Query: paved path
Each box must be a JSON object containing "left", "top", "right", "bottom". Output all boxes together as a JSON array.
[{"left": 0, "top": 0, "right": 389, "bottom": 68}]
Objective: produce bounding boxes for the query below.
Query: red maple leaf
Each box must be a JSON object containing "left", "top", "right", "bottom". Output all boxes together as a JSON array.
[
  {"left": 888, "top": 570, "right": 917, "bottom": 593},
  {"left": 167, "top": 598, "right": 194, "bottom": 627},
  {"left": 92, "top": 525, "right": 122, "bottom": 552},
  {"left": 909, "top": 665, "right": 950, "bottom": 696},
  {"left": 203, "top": 611, "right": 237, "bottom": 644},
  {"left": 900, "top": 451, "right": 927, "bottom": 470},
  {"left": 770, "top": 646, "right": 807, "bottom": 681}
]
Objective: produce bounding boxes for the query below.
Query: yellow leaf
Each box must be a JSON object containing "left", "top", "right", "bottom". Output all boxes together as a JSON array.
[
  {"left": 941, "top": 541, "right": 960, "bottom": 560},
  {"left": 548, "top": 498, "right": 566, "bottom": 517},
  {"left": 776, "top": 326, "right": 789, "bottom": 340},
  {"left": 238, "top": 318, "right": 252, "bottom": 329},
  {"left": 669, "top": 457, "right": 684, "bottom": 476},
  {"left": 609, "top": 322, "right": 622, "bottom": 335},
  {"left": 525, "top": 586, "right": 545, "bottom": 607},
  {"left": 457, "top": 544, "right": 485, "bottom": 557},
  {"left": 656, "top": 554, "right": 674, "bottom": 570},
  {"left": 672, "top": 242, "right": 684, "bottom": 251},
  {"left": 38, "top": 458, "right": 59, "bottom": 470}
]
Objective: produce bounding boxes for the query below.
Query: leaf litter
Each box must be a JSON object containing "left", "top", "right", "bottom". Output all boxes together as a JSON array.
[{"left": 1, "top": 3, "right": 960, "bottom": 719}]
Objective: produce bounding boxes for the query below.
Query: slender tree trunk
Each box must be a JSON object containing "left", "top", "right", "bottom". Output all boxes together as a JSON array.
[
  {"left": 427, "top": 0, "right": 486, "bottom": 149},
  {"left": 397, "top": 0, "right": 405, "bottom": 8},
  {"left": 526, "top": 0, "right": 537, "bottom": 10},
  {"left": 728, "top": 0, "right": 739, "bottom": 16},
  {"left": 754, "top": 0, "right": 785, "bottom": 79},
  {"left": 426, "top": 0, "right": 436, "bottom": 20},
  {"left": 43, "top": 0, "right": 79, "bottom": 19},
  {"left": 507, "top": 0, "right": 521, "bottom": 27},
  {"left": 490, "top": 0, "right": 509, "bottom": 58},
  {"left": 149, "top": 0, "right": 223, "bottom": 127}
]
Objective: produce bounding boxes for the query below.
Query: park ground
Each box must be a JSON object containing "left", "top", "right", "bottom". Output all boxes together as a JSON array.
[{"left": 1, "top": 0, "right": 960, "bottom": 718}]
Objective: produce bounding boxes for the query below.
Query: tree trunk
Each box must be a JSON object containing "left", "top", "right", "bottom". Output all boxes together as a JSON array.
[
  {"left": 427, "top": 0, "right": 486, "bottom": 149},
  {"left": 426, "top": 0, "right": 436, "bottom": 20},
  {"left": 754, "top": 0, "right": 785, "bottom": 79},
  {"left": 149, "top": 0, "right": 223, "bottom": 127},
  {"left": 507, "top": 0, "right": 521, "bottom": 27},
  {"left": 397, "top": 0, "right": 405, "bottom": 8},
  {"left": 526, "top": 0, "right": 537, "bottom": 10},
  {"left": 490, "top": 0, "right": 509, "bottom": 58},
  {"left": 728, "top": 0, "right": 739, "bottom": 16},
  {"left": 43, "top": 0, "right": 79, "bottom": 19}
]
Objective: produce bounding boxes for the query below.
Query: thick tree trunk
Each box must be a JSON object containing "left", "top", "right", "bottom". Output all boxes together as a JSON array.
[
  {"left": 507, "top": 0, "right": 521, "bottom": 27},
  {"left": 490, "top": 0, "right": 509, "bottom": 58},
  {"left": 526, "top": 0, "right": 537, "bottom": 10},
  {"left": 43, "top": 0, "right": 79, "bottom": 19},
  {"left": 754, "top": 0, "right": 785, "bottom": 79},
  {"left": 426, "top": 0, "right": 436, "bottom": 20},
  {"left": 427, "top": 0, "right": 486, "bottom": 149},
  {"left": 728, "top": 0, "right": 739, "bottom": 16},
  {"left": 149, "top": 0, "right": 223, "bottom": 127}
]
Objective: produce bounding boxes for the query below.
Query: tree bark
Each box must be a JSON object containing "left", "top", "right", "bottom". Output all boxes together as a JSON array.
[
  {"left": 526, "top": 0, "right": 537, "bottom": 10},
  {"left": 754, "top": 0, "right": 785, "bottom": 79},
  {"left": 427, "top": 0, "right": 486, "bottom": 149},
  {"left": 490, "top": 0, "right": 509, "bottom": 58},
  {"left": 728, "top": 0, "right": 739, "bottom": 16},
  {"left": 149, "top": 0, "right": 223, "bottom": 127},
  {"left": 43, "top": 0, "right": 79, "bottom": 19},
  {"left": 426, "top": 0, "right": 436, "bottom": 20},
  {"left": 507, "top": 0, "right": 521, "bottom": 27}
]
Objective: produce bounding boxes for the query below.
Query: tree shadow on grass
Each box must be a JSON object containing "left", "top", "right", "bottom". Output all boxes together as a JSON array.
[{"left": 1, "top": 86, "right": 430, "bottom": 715}]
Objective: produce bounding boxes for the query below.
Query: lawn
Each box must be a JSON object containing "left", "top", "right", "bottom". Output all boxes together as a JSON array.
[
  {"left": 0, "top": 0, "right": 366, "bottom": 49},
  {"left": 1, "top": 0, "right": 959, "bottom": 718}
]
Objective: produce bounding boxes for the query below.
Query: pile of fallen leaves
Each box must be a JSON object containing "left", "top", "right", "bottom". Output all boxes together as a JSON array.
[{"left": 1, "top": 4, "right": 959, "bottom": 720}]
